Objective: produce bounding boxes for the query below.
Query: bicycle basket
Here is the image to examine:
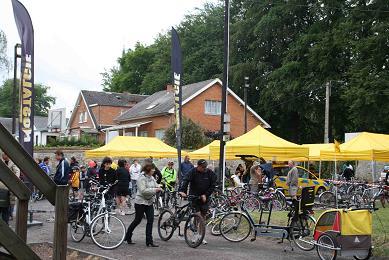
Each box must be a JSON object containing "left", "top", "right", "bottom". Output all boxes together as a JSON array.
[{"left": 68, "top": 202, "right": 84, "bottom": 223}]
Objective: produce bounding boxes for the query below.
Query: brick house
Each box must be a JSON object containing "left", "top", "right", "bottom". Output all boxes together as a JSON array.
[
  {"left": 111, "top": 78, "right": 270, "bottom": 142},
  {"left": 67, "top": 90, "right": 148, "bottom": 142}
]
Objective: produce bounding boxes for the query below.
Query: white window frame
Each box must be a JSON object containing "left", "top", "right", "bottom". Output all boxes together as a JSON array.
[
  {"left": 205, "top": 100, "right": 222, "bottom": 115},
  {"left": 79, "top": 113, "right": 83, "bottom": 123},
  {"left": 84, "top": 112, "right": 88, "bottom": 122}
]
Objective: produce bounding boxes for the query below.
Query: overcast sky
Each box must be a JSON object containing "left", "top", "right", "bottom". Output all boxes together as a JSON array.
[{"left": 0, "top": 0, "right": 215, "bottom": 116}]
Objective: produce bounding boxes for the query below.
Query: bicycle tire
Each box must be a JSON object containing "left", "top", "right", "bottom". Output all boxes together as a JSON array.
[
  {"left": 157, "top": 209, "right": 176, "bottom": 241},
  {"left": 290, "top": 214, "right": 316, "bottom": 251},
  {"left": 353, "top": 248, "right": 372, "bottom": 260},
  {"left": 316, "top": 232, "right": 338, "bottom": 260},
  {"left": 211, "top": 218, "right": 222, "bottom": 236},
  {"left": 90, "top": 213, "right": 126, "bottom": 250},
  {"left": 69, "top": 215, "right": 87, "bottom": 242},
  {"left": 319, "top": 191, "right": 336, "bottom": 208},
  {"left": 184, "top": 213, "right": 205, "bottom": 248},
  {"left": 220, "top": 212, "right": 252, "bottom": 242}
]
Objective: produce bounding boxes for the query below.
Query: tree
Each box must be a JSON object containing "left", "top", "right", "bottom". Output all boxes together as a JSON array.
[
  {"left": 0, "top": 79, "right": 56, "bottom": 117},
  {"left": 0, "top": 30, "right": 9, "bottom": 73},
  {"left": 164, "top": 118, "right": 211, "bottom": 150},
  {"left": 103, "top": 0, "right": 389, "bottom": 143}
]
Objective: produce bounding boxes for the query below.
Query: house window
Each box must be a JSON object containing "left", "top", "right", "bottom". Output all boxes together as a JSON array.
[
  {"left": 205, "top": 100, "right": 222, "bottom": 115},
  {"left": 79, "top": 112, "right": 84, "bottom": 123},
  {"left": 155, "top": 129, "right": 165, "bottom": 140},
  {"left": 139, "top": 131, "right": 148, "bottom": 137},
  {"left": 84, "top": 112, "right": 88, "bottom": 122}
]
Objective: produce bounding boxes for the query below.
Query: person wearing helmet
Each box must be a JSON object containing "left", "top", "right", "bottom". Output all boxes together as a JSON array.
[{"left": 161, "top": 161, "right": 177, "bottom": 205}]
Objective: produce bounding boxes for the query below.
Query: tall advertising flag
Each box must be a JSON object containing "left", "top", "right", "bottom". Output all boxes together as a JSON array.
[
  {"left": 12, "top": 0, "right": 34, "bottom": 156},
  {"left": 171, "top": 27, "right": 183, "bottom": 179}
]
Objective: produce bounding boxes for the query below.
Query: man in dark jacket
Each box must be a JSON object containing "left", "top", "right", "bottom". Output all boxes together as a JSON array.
[
  {"left": 179, "top": 159, "right": 216, "bottom": 217},
  {"left": 180, "top": 156, "right": 194, "bottom": 186},
  {"left": 54, "top": 150, "right": 70, "bottom": 185}
]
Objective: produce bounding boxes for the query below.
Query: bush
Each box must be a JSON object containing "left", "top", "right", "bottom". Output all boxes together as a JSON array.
[
  {"left": 164, "top": 118, "right": 211, "bottom": 150},
  {"left": 46, "top": 134, "right": 102, "bottom": 148}
]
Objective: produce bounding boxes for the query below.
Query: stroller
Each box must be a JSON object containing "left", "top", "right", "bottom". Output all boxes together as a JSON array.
[{"left": 314, "top": 208, "right": 373, "bottom": 260}]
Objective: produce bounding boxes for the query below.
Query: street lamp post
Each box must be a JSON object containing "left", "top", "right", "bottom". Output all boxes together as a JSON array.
[{"left": 244, "top": 77, "right": 249, "bottom": 133}]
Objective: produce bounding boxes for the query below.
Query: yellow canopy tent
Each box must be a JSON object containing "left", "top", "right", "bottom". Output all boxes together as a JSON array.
[
  {"left": 320, "top": 132, "right": 389, "bottom": 162},
  {"left": 85, "top": 136, "right": 180, "bottom": 158},
  {"left": 291, "top": 143, "right": 336, "bottom": 161},
  {"left": 209, "top": 125, "right": 309, "bottom": 160},
  {"left": 188, "top": 140, "right": 220, "bottom": 160}
]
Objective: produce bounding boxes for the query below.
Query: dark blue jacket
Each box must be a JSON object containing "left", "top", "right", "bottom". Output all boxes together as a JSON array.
[
  {"left": 54, "top": 158, "right": 70, "bottom": 185},
  {"left": 180, "top": 161, "right": 194, "bottom": 179}
]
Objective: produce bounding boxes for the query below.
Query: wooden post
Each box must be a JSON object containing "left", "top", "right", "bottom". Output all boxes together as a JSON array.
[
  {"left": 53, "top": 185, "right": 69, "bottom": 260},
  {"left": 15, "top": 199, "right": 28, "bottom": 242}
]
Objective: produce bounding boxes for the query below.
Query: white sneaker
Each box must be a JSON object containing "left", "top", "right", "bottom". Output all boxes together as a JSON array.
[
  {"left": 202, "top": 239, "right": 207, "bottom": 245},
  {"left": 120, "top": 210, "right": 126, "bottom": 216}
]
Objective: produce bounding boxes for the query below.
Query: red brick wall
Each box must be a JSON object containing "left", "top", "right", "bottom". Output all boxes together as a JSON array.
[
  {"left": 120, "top": 115, "right": 173, "bottom": 137},
  {"left": 69, "top": 96, "right": 94, "bottom": 131},
  {"left": 182, "top": 83, "right": 262, "bottom": 138},
  {"left": 118, "top": 83, "right": 265, "bottom": 138},
  {"left": 91, "top": 106, "right": 130, "bottom": 126}
]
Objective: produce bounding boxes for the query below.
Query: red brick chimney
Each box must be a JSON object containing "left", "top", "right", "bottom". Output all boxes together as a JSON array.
[{"left": 166, "top": 84, "right": 174, "bottom": 92}]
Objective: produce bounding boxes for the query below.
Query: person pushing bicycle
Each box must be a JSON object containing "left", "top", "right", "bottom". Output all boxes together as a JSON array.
[
  {"left": 161, "top": 161, "right": 177, "bottom": 205},
  {"left": 179, "top": 159, "right": 217, "bottom": 244}
]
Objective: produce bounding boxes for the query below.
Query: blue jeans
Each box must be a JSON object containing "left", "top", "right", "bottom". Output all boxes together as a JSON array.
[
  {"left": 0, "top": 207, "right": 9, "bottom": 224},
  {"left": 131, "top": 180, "right": 137, "bottom": 197}
]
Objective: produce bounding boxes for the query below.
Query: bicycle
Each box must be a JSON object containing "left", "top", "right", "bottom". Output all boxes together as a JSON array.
[
  {"left": 69, "top": 181, "right": 126, "bottom": 250},
  {"left": 157, "top": 195, "right": 205, "bottom": 248},
  {"left": 219, "top": 186, "right": 317, "bottom": 251}
]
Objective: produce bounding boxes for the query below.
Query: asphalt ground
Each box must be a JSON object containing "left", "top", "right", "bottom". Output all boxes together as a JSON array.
[{"left": 6, "top": 200, "right": 377, "bottom": 260}]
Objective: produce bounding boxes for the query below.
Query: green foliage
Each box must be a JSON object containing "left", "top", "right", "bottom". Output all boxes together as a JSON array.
[
  {"left": 0, "top": 30, "right": 8, "bottom": 73},
  {"left": 164, "top": 117, "right": 211, "bottom": 150},
  {"left": 0, "top": 78, "right": 56, "bottom": 117},
  {"left": 45, "top": 134, "right": 102, "bottom": 148},
  {"left": 103, "top": 0, "right": 389, "bottom": 143}
]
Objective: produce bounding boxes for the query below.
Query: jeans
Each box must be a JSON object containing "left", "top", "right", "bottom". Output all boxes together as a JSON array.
[
  {"left": 131, "top": 180, "right": 138, "bottom": 198},
  {"left": 0, "top": 207, "right": 9, "bottom": 224},
  {"left": 125, "top": 203, "right": 154, "bottom": 244}
]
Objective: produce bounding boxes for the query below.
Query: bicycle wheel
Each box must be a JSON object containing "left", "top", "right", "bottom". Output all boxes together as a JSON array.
[
  {"left": 353, "top": 248, "right": 372, "bottom": 260},
  {"left": 90, "top": 213, "right": 126, "bottom": 250},
  {"left": 271, "top": 199, "right": 283, "bottom": 211},
  {"left": 245, "top": 197, "right": 260, "bottom": 212},
  {"left": 184, "top": 213, "right": 205, "bottom": 248},
  {"left": 157, "top": 210, "right": 176, "bottom": 241},
  {"left": 319, "top": 191, "right": 336, "bottom": 208},
  {"left": 316, "top": 233, "right": 338, "bottom": 260},
  {"left": 274, "top": 190, "right": 287, "bottom": 209},
  {"left": 290, "top": 214, "right": 316, "bottom": 251},
  {"left": 210, "top": 217, "right": 222, "bottom": 236},
  {"left": 69, "top": 219, "right": 87, "bottom": 242},
  {"left": 220, "top": 212, "right": 252, "bottom": 242}
]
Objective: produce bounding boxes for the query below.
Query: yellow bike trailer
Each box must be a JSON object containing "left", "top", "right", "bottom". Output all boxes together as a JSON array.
[{"left": 314, "top": 208, "right": 373, "bottom": 260}]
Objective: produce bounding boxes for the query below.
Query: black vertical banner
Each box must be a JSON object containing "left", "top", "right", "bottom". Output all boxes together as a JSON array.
[
  {"left": 12, "top": 0, "right": 34, "bottom": 156},
  {"left": 171, "top": 27, "right": 182, "bottom": 181}
]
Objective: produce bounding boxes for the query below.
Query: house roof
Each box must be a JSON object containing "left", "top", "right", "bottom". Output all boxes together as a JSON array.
[
  {"left": 116, "top": 79, "right": 218, "bottom": 122},
  {"left": 0, "top": 116, "right": 48, "bottom": 133},
  {"left": 81, "top": 90, "right": 148, "bottom": 107},
  {"left": 116, "top": 78, "right": 271, "bottom": 128},
  {"left": 68, "top": 90, "right": 148, "bottom": 130}
]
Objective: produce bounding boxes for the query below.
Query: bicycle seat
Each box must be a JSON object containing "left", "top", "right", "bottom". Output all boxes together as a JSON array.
[
  {"left": 258, "top": 196, "right": 271, "bottom": 201},
  {"left": 286, "top": 200, "right": 293, "bottom": 207}
]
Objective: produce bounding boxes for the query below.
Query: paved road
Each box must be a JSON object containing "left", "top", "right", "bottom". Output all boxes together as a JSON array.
[{"left": 18, "top": 200, "right": 326, "bottom": 260}]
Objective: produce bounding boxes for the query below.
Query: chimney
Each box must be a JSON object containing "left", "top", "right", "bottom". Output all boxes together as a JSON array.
[{"left": 166, "top": 84, "right": 174, "bottom": 92}]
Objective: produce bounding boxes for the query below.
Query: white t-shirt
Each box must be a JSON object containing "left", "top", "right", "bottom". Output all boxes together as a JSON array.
[{"left": 130, "top": 163, "right": 141, "bottom": 181}]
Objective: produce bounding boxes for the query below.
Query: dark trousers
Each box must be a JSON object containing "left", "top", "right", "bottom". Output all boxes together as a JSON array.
[
  {"left": 125, "top": 203, "right": 154, "bottom": 244},
  {"left": 0, "top": 207, "right": 9, "bottom": 224}
]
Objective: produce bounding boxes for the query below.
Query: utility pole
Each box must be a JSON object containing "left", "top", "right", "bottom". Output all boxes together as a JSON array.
[
  {"left": 244, "top": 77, "right": 249, "bottom": 133},
  {"left": 219, "top": 0, "right": 230, "bottom": 193},
  {"left": 324, "top": 81, "right": 331, "bottom": 144},
  {"left": 12, "top": 44, "right": 21, "bottom": 136}
]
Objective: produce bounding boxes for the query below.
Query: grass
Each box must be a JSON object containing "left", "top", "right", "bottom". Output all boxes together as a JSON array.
[{"left": 250, "top": 206, "right": 389, "bottom": 257}]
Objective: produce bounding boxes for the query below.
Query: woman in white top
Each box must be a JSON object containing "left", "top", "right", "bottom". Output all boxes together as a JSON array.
[{"left": 129, "top": 159, "right": 141, "bottom": 197}]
